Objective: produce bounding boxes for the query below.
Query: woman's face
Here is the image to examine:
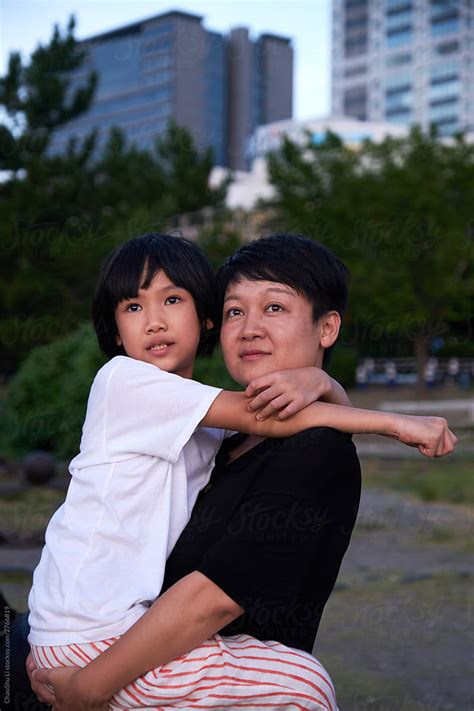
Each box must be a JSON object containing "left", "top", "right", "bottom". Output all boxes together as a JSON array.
[{"left": 220, "top": 278, "right": 336, "bottom": 387}]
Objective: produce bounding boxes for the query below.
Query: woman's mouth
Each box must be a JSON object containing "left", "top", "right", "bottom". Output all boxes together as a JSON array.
[{"left": 239, "top": 350, "right": 269, "bottom": 361}]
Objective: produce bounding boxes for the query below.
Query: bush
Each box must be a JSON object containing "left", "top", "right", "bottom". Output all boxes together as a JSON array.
[
  {"left": 327, "top": 344, "right": 358, "bottom": 389},
  {"left": 0, "top": 323, "right": 105, "bottom": 460},
  {"left": 0, "top": 325, "right": 241, "bottom": 461}
]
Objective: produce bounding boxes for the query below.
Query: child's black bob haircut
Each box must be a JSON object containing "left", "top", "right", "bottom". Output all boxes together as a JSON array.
[
  {"left": 93, "top": 233, "right": 218, "bottom": 359},
  {"left": 216, "top": 233, "right": 349, "bottom": 369}
]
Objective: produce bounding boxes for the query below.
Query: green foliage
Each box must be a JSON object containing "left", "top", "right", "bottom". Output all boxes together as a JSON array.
[
  {"left": 0, "top": 20, "right": 231, "bottom": 373},
  {"left": 327, "top": 344, "right": 358, "bottom": 389},
  {"left": 197, "top": 217, "right": 243, "bottom": 270},
  {"left": 0, "top": 16, "right": 97, "bottom": 169},
  {"left": 0, "top": 322, "right": 240, "bottom": 460},
  {"left": 194, "top": 348, "right": 241, "bottom": 391},
  {"left": 363, "top": 457, "right": 474, "bottom": 505},
  {"left": 0, "top": 323, "right": 105, "bottom": 459},
  {"left": 266, "top": 127, "right": 474, "bottom": 373}
]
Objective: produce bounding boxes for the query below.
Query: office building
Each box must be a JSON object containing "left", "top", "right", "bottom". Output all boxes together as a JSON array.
[
  {"left": 52, "top": 11, "right": 293, "bottom": 168},
  {"left": 331, "top": 0, "right": 474, "bottom": 136}
]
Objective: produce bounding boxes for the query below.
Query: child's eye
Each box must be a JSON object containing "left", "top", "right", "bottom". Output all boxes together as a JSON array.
[
  {"left": 266, "top": 303, "right": 283, "bottom": 313},
  {"left": 125, "top": 303, "right": 141, "bottom": 312},
  {"left": 165, "top": 296, "right": 182, "bottom": 305},
  {"left": 225, "top": 307, "right": 242, "bottom": 318}
]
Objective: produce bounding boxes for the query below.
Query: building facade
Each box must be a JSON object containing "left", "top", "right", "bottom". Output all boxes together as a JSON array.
[
  {"left": 331, "top": 0, "right": 474, "bottom": 136},
  {"left": 52, "top": 11, "right": 293, "bottom": 169}
]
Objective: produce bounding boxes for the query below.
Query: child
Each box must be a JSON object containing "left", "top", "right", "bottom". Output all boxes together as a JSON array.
[{"left": 28, "top": 233, "right": 456, "bottom": 709}]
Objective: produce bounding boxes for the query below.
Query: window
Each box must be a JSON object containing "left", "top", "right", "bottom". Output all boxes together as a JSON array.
[
  {"left": 345, "top": 37, "right": 368, "bottom": 56},
  {"left": 430, "top": 60, "right": 459, "bottom": 80},
  {"left": 344, "top": 85, "right": 368, "bottom": 119},
  {"left": 140, "top": 37, "right": 173, "bottom": 54},
  {"left": 142, "top": 22, "right": 173, "bottom": 37},
  {"left": 386, "top": 110, "right": 413, "bottom": 123},
  {"left": 345, "top": 15, "right": 368, "bottom": 28},
  {"left": 432, "top": 117, "right": 460, "bottom": 136},
  {"left": 344, "top": 64, "right": 367, "bottom": 77},
  {"left": 429, "top": 99, "right": 458, "bottom": 121},
  {"left": 386, "top": 71, "right": 412, "bottom": 89},
  {"left": 431, "top": 16, "right": 459, "bottom": 35},
  {"left": 385, "top": 88, "right": 413, "bottom": 113},
  {"left": 386, "top": 0, "right": 410, "bottom": 9},
  {"left": 386, "top": 10, "right": 413, "bottom": 30},
  {"left": 435, "top": 40, "right": 459, "bottom": 55},
  {"left": 346, "top": 0, "right": 368, "bottom": 9},
  {"left": 429, "top": 78, "right": 460, "bottom": 102},
  {"left": 386, "top": 52, "right": 412, "bottom": 66},
  {"left": 386, "top": 27, "right": 413, "bottom": 47}
]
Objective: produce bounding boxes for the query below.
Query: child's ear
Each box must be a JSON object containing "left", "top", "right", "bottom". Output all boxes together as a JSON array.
[
  {"left": 205, "top": 319, "right": 214, "bottom": 330},
  {"left": 115, "top": 334, "right": 122, "bottom": 347}
]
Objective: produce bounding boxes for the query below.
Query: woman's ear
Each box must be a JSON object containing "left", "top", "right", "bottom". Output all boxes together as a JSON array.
[
  {"left": 319, "top": 311, "right": 341, "bottom": 349},
  {"left": 205, "top": 319, "right": 214, "bottom": 330},
  {"left": 115, "top": 334, "right": 122, "bottom": 347}
]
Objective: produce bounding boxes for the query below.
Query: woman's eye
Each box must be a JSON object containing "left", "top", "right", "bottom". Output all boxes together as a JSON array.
[
  {"left": 226, "top": 307, "right": 242, "bottom": 318},
  {"left": 165, "top": 296, "right": 181, "bottom": 305},
  {"left": 126, "top": 303, "right": 141, "bottom": 312},
  {"left": 266, "top": 303, "right": 283, "bottom": 313}
]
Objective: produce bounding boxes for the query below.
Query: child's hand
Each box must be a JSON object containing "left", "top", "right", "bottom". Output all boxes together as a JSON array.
[
  {"left": 245, "top": 367, "right": 337, "bottom": 421},
  {"left": 392, "top": 414, "right": 458, "bottom": 457}
]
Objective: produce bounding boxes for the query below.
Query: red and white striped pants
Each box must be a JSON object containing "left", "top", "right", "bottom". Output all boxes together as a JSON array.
[{"left": 31, "top": 633, "right": 337, "bottom": 710}]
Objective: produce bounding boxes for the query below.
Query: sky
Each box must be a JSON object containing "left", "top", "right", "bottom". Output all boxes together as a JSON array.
[{"left": 0, "top": 0, "right": 332, "bottom": 120}]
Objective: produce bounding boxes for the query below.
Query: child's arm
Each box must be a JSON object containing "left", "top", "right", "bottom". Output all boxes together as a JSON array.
[
  {"left": 244, "top": 367, "right": 352, "bottom": 420},
  {"left": 202, "top": 392, "right": 457, "bottom": 458}
]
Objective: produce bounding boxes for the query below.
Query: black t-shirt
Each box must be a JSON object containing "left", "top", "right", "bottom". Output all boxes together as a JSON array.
[{"left": 162, "top": 427, "right": 361, "bottom": 653}]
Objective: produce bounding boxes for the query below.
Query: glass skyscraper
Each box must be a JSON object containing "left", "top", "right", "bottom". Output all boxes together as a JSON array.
[
  {"left": 52, "top": 10, "right": 293, "bottom": 169},
  {"left": 331, "top": 0, "right": 473, "bottom": 136}
]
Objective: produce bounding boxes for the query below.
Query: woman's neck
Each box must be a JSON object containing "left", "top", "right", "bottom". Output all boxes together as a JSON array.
[{"left": 227, "top": 435, "right": 265, "bottom": 464}]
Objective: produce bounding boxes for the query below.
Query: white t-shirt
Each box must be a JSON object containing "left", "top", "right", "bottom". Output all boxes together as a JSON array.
[{"left": 28, "top": 356, "right": 224, "bottom": 646}]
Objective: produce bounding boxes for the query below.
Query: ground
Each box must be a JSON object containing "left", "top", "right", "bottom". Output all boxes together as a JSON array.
[
  {"left": 314, "top": 485, "right": 473, "bottom": 711},
  {"left": 1, "top": 384, "right": 473, "bottom": 709},
  {"left": 1, "top": 480, "right": 472, "bottom": 710}
]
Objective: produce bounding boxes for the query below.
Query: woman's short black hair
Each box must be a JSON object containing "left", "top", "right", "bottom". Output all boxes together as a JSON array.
[
  {"left": 216, "top": 233, "right": 349, "bottom": 368},
  {"left": 93, "top": 233, "right": 218, "bottom": 359}
]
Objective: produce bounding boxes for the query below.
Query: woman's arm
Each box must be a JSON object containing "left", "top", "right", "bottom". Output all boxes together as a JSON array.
[
  {"left": 31, "top": 572, "right": 243, "bottom": 707},
  {"left": 202, "top": 393, "right": 457, "bottom": 457}
]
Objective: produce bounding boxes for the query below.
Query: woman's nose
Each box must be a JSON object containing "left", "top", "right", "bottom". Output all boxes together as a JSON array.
[{"left": 241, "top": 314, "right": 265, "bottom": 339}]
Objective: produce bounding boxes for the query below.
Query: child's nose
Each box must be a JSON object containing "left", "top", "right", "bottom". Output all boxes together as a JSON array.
[{"left": 146, "top": 311, "right": 167, "bottom": 332}]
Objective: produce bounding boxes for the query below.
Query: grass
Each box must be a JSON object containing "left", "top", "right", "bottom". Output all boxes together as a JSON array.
[
  {"left": 316, "top": 574, "right": 472, "bottom": 710},
  {"left": 360, "top": 457, "right": 474, "bottom": 504},
  {"left": 0, "top": 486, "right": 65, "bottom": 537},
  {"left": 0, "top": 570, "right": 32, "bottom": 612}
]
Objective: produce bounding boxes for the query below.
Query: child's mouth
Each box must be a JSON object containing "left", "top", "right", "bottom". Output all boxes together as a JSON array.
[{"left": 147, "top": 342, "right": 174, "bottom": 356}]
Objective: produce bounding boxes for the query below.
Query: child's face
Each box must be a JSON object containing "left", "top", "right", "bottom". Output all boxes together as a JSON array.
[
  {"left": 220, "top": 278, "right": 340, "bottom": 386},
  {"left": 114, "top": 269, "right": 202, "bottom": 378}
]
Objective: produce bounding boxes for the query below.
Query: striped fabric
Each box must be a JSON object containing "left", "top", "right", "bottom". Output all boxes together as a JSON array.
[{"left": 31, "top": 633, "right": 337, "bottom": 710}]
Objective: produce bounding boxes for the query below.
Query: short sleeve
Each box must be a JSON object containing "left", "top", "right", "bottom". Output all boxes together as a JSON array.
[
  {"left": 103, "top": 357, "right": 222, "bottom": 462},
  {"left": 197, "top": 428, "right": 361, "bottom": 609}
]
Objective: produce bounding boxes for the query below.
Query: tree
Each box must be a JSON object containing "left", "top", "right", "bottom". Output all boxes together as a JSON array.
[
  {"left": 265, "top": 127, "right": 474, "bottom": 381},
  {"left": 0, "top": 16, "right": 97, "bottom": 171},
  {"left": 0, "top": 20, "right": 231, "bottom": 374}
]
